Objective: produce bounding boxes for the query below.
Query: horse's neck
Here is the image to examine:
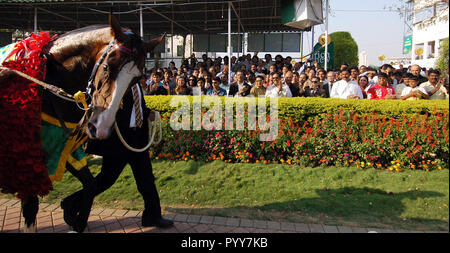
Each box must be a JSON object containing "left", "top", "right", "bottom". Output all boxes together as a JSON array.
[
  {"left": 44, "top": 27, "right": 111, "bottom": 93},
  {"left": 42, "top": 27, "right": 112, "bottom": 123}
]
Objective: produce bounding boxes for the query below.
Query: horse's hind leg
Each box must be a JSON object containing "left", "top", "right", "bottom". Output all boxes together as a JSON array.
[
  {"left": 64, "top": 164, "right": 96, "bottom": 233},
  {"left": 21, "top": 196, "right": 39, "bottom": 233}
]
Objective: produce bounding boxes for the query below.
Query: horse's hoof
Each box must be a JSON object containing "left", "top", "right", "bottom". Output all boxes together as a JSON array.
[
  {"left": 24, "top": 222, "right": 37, "bottom": 233},
  {"left": 60, "top": 198, "right": 76, "bottom": 227}
]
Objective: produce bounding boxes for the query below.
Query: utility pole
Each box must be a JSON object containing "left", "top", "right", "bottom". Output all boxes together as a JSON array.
[{"left": 324, "top": 0, "right": 329, "bottom": 70}]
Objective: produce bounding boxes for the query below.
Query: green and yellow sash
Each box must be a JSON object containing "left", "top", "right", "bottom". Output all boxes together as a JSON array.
[{"left": 41, "top": 113, "right": 88, "bottom": 182}]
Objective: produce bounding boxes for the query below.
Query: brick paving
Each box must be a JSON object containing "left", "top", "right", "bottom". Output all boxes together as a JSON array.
[{"left": 0, "top": 198, "right": 447, "bottom": 233}]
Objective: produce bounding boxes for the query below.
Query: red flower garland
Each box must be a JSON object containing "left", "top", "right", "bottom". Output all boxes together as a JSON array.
[{"left": 0, "top": 32, "right": 57, "bottom": 199}]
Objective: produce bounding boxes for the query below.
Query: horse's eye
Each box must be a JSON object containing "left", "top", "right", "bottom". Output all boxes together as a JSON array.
[{"left": 103, "top": 64, "right": 108, "bottom": 71}]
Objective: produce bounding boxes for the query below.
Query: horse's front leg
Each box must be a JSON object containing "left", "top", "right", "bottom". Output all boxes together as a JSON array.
[
  {"left": 64, "top": 165, "right": 96, "bottom": 233},
  {"left": 21, "top": 196, "right": 39, "bottom": 233}
]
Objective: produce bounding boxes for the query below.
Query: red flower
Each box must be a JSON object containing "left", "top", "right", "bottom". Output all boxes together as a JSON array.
[{"left": 0, "top": 31, "right": 55, "bottom": 199}]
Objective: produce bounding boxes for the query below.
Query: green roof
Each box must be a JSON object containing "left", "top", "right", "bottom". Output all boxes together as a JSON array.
[{"left": 0, "top": 0, "right": 309, "bottom": 34}]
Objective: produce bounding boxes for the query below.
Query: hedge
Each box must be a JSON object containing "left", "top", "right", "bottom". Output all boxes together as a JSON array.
[
  {"left": 145, "top": 96, "right": 450, "bottom": 123},
  {"left": 146, "top": 96, "right": 449, "bottom": 171}
]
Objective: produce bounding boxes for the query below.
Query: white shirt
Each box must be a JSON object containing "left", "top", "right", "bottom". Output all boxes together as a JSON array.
[
  {"left": 265, "top": 84, "right": 293, "bottom": 98},
  {"left": 420, "top": 81, "right": 449, "bottom": 100},
  {"left": 367, "top": 76, "right": 378, "bottom": 90},
  {"left": 330, "top": 79, "right": 363, "bottom": 99},
  {"left": 216, "top": 71, "right": 235, "bottom": 82},
  {"left": 394, "top": 82, "right": 407, "bottom": 99},
  {"left": 130, "top": 84, "right": 144, "bottom": 128},
  {"left": 400, "top": 86, "right": 428, "bottom": 100}
]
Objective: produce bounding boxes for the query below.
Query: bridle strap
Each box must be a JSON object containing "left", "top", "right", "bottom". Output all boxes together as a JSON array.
[{"left": 85, "top": 39, "right": 135, "bottom": 105}]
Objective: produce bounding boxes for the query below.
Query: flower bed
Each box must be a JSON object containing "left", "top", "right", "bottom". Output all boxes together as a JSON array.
[{"left": 147, "top": 96, "right": 449, "bottom": 171}]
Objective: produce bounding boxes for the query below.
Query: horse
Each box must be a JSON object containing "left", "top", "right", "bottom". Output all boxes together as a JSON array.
[{"left": 0, "top": 16, "right": 164, "bottom": 233}]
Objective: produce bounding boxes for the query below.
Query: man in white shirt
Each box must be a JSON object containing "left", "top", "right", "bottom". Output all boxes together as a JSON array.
[
  {"left": 330, "top": 68, "right": 364, "bottom": 99},
  {"left": 419, "top": 69, "right": 449, "bottom": 100},
  {"left": 266, "top": 72, "right": 293, "bottom": 98}
]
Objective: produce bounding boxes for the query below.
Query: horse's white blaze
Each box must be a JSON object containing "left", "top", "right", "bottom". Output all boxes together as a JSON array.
[{"left": 94, "top": 61, "right": 141, "bottom": 139}]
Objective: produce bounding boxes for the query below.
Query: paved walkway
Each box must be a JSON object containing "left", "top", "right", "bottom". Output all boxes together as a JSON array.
[{"left": 0, "top": 198, "right": 446, "bottom": 233}]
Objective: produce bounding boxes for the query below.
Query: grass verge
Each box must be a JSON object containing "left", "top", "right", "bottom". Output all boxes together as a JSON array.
[{"left": 2, "top": 159, "right": 448, "bottom": 231}]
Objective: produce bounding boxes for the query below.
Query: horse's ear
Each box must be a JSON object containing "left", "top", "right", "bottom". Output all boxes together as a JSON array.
[
  {"left": 143, "top": 33, "right": 166, "bottom": 53},
  {"left": 109, "top": 14, "right": 126, "bottom": 42}
]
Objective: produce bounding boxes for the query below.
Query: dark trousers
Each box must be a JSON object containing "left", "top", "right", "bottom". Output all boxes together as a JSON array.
[{"left": 66, "top": 130, "right": 162, "bottom": 221}]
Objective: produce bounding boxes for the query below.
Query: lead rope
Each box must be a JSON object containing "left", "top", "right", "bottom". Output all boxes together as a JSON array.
[
  {"left": 0, "top": 66, "right": 90, "bottom": 111},
  {"left": 114, "top": 111, "right": 162, "bottom": 153}
]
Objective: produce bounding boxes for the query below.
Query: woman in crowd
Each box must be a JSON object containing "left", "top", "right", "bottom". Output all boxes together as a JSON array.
[
  {"left": 358, "top": 75, "right": 369, "bottom": 99},
  {"left": 175, "top": 76, "right": 192, "bottom": 96},
  {"left": 163, "top": 70, "right": 176, "bottom": 95}
]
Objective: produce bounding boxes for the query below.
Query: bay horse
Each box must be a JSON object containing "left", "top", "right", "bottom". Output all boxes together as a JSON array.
[{"left": 0, "top": 16, "right": 164, "bottom": 232}]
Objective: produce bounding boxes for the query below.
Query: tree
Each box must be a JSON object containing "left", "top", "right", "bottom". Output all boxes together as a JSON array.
[
  {"left": 435, "top": 38, "right": 449, "bottom": 73},
  {"left": 329, "top": 31, "right": 359, "bottom": 69}
]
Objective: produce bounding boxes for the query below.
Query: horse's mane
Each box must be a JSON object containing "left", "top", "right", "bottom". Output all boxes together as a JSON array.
[{"left": 47, "top": 25, "right": 112, "bottom": 57}]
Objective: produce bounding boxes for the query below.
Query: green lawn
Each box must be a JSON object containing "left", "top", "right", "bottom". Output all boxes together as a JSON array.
[{"left": 2, "top": 159, "right": 449, "bottom": 231}]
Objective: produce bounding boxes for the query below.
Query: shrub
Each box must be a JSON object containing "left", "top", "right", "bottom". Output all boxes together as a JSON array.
[
  {"left": 147, "top": 96, "right": 449, "bottom": 172},
  {"left": 145, "top": 96, "right": 450, "bottom": 124},
  {"left": 435, "top": 38, "right": 449, "bottom": 74}
]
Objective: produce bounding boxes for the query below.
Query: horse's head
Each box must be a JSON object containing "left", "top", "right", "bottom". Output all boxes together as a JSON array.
[{"left": 86, "top": 16, "right": 164, "bottom": 139}]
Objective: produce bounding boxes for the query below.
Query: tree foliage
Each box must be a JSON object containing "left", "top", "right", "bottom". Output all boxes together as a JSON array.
[
  {"left": 435, "top": 37, "right": 449, "bottom": 73},
  {"left": 329, "top": 31, "right": 359, "bottom": 69}
]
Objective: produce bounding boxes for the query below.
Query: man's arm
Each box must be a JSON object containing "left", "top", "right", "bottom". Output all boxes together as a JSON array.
[{"left": 415, "top": 89, "right": 430, "bottom": 99}]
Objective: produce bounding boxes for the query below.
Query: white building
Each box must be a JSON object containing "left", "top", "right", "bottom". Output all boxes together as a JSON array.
[
  {"left": 359, "top": 51, "right": 368, "bottom": 66},
  {"left": 411, "top": 0, "right": 449, "bottom": 69}
]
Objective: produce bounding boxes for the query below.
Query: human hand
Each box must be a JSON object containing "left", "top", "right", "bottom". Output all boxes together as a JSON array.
[
  {"left": 384, "top": 94, "right": 396, "bottom": 99},
  {"left": 347, "top": 94, "right": 360, "bottom": 99},
  {"left": 149, "top": 111, "right": 156, "bottom": 122}
]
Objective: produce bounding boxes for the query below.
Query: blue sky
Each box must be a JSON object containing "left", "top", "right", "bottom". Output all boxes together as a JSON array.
[{"left": 315, "top": 0, "right": 406, "bottom": 65}]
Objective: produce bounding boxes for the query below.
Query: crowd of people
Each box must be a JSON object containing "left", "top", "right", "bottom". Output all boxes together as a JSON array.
[{"left": 140, "top": 53, "right": 450, "bottom": 101}]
